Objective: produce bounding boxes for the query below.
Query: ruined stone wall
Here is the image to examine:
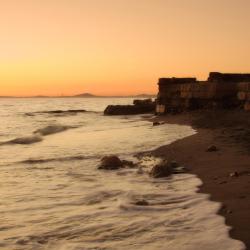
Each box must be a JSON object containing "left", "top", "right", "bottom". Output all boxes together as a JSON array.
[
  {"left": 156, "top": 73, "right": 250, "bottom": 114},
  {"left": 208, "top": 72, "right": 250, "bottom": 82},
  {"left": 237, "top": 82, "right": 250, "bottom": 111}
]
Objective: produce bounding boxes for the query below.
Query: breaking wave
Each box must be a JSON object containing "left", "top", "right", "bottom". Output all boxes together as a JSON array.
[
  {"left": 1, "top": 125, "right": 76, "bottom": 146},
  {"left": 34, "top": 125, "right": 76, "bottom": 136},
  {"left": 1, "top": 135, "right": 43, "bottom": 145},
  {"left": 25, "top": 109, "right": 88, "bottom": 116},
  {"left": 20, "top": 155, "right": 88, "bottom": 164}
]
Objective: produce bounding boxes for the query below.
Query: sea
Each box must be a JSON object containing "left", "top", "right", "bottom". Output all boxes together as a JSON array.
[{"left": 0, "top": 98, "right": 245, "bottom": 250}]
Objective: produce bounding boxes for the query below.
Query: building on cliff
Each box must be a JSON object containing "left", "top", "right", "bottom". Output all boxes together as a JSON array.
[{"left": 156, "top": 72, "right": 250, "bottom": 114}]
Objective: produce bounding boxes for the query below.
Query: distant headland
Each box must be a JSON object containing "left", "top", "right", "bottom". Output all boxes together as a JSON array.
[{"left": 0, "top": 93, "right": 156, "bottom": 99}]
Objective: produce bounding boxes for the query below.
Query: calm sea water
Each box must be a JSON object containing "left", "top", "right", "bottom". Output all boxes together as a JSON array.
[{"left": 0, "top": 98, "right": 245, "bottom": 250}]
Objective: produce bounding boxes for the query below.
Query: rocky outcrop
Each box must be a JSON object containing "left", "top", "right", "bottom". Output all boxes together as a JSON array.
[{"left": 104, "top": 99, "right": 155, "bottom": 115}]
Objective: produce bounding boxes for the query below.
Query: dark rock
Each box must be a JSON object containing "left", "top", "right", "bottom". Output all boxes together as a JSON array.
[
  {"left": 153, "top": 121, "right": 161, "bottom": 126},
  {"left": 206, "top": 145, "right": 218, "bottom": 152},
  {"left": 98, "top": 156, "right": 136, "bottom": 170},
  {"left": 104, "top": 99, "right": 155, "bottom": 115},
  {"left": 150, "top": 160, "right": 173, "bottom": 178},
  {"left": 169, "top": 161, "right": 179, "bottom": 168},
  {"left": 98, "top": 156, "right": 123, "bottom": 170},
  {"left": 134, "top": 200, "right": 149, "bottom": 206}
]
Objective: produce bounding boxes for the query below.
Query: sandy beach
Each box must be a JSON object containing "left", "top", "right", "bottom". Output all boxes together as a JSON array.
[{"left": 148, "top": 110, "right": 250, "bottom": 249}]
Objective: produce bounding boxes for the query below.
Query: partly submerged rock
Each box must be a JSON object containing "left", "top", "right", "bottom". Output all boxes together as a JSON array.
[
  {"left": 149, "top": 160, "right": 186, "bottom": 177},
  {"left": 104, "top": 105, "right": 155, "bottom": 115},
  {"left": 149, "top": 160, "right": 173, "bottom": 178},
  {"left": 153, "top": 121, "right": 161, "bottom": 126},
  {"left": 98, "top": 155, "right": 123, "bottom": 170},
  {"left": 104, "top": 99, "right": 155, "bottom": 115},
  {"left": 153, "top": 121, "right": 164, "bottom": 126},
  {"left": 169, "top": 161, "right": 179, "bottom": 169},
  {"left": 98, "top": 156, "right": 136, "bottom": 170}
]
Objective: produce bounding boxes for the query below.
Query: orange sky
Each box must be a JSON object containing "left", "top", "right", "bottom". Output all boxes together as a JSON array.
[{"left": 1, "top": 0, "right": 250, "bottom": 96}]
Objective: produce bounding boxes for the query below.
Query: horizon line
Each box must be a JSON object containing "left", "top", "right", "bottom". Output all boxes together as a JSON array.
[{"left": 0, "top": 93, "right": 157, "bottom": 98}]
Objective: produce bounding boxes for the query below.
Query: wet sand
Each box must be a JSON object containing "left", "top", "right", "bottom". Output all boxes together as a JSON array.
[{"left": 150, "top": 111, "right": 250, "bottom": 249}]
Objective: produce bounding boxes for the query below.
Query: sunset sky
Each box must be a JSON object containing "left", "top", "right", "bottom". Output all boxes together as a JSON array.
[{"left": 1, "top": 0, "right": 250, "bottom": 96}]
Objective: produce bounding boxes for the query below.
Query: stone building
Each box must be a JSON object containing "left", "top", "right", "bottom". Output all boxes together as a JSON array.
[{"left": 156, "top": 72, "right": 250, "bottom": 114}]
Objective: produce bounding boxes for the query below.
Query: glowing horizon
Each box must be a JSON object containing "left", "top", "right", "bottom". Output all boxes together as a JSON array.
[{"left": 1, "top": 0, "right": 250, "bottom": 96}]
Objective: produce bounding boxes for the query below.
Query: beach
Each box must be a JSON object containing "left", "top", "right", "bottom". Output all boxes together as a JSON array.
[
  {"left": 0, "top": 98, "right": 246, "bottom": 250},
  {"left": 150, "top": 110, "right": 250, "bottom": 249}
]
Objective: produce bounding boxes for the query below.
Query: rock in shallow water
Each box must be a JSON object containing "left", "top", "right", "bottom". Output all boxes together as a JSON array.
[
  {"left": 149, "top": 160, "right": 173, "bottom": 178},
  {"left": 149, "top": 160, "right": 186, "bottom": 177},
  {"left": 98, "top": 156, "right": 123, "bottom": 170},
  {"left": 98, "top": 156, "right": 136, "bottom": 170},
  {"left": 104, "top": 99, "right": 155, "bottom": 115}
]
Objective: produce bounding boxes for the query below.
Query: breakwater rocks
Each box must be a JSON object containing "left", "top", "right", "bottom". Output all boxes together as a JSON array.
[
  {"left": 156, "top": 72, "right": 250, "bottom": 114},
  {"left": 104, "top": 99, "right": 155, "bottom": 115}
]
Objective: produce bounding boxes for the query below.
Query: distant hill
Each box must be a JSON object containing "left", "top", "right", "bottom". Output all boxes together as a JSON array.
[
  {"left": 0, "top": 93, "right": 156, "bottom": 98},
  {"left": 73, "top": 93, "right": 156, "bottom": 98},
  {"left": 73, "top": 93, "right": 96, "bottom": 97}
]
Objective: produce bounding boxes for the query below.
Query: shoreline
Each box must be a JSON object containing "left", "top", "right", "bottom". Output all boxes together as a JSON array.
[{"left": 148, "top": 111, "right": 250, "bottom": 249}]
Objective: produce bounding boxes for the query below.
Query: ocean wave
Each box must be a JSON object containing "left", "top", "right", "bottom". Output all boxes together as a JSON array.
[
  {"left": 34, "top": 125, "right": 76, "bottom": 136},
  {"left": 24, "top": 109, "right": 99, "bottom": 116},
  {"left": 0, "top": 135, "right": 43, "bottom": 145},
  {"left": 25, "top": 109, "right": 87, "bottom": 116},
  {"left": 20, "top": 155, "right": 87, "bottom": 164},
  {"left": 0, "top": 125, "right": 75, "bottom": 146}
]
